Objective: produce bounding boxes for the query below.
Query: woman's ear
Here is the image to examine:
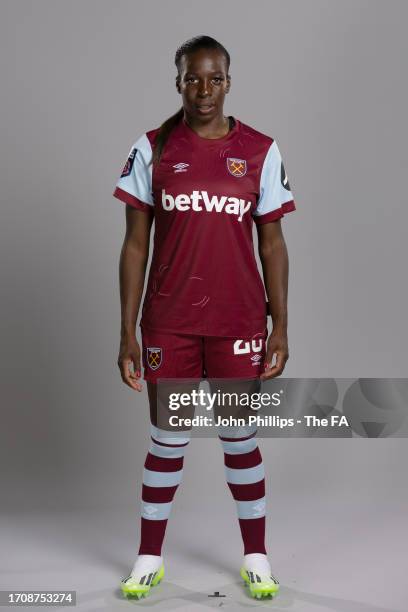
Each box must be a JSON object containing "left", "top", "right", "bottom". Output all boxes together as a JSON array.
[
  {"left": 225, "top": 75, "right": 231, "bottom": 94},
  {"left": 175, "top": 76, "right": 181, "bottom": 95}
]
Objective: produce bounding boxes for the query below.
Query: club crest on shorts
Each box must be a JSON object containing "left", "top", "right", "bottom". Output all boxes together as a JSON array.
[
  {"left": 121, "top": 147, "right": 137, "bottom": 177},
  {"left": 227, "top": 157, "right": 247, "bottom": 177},
  {"left": 147, "top": 347, "right": 162, "bottom": 370}
]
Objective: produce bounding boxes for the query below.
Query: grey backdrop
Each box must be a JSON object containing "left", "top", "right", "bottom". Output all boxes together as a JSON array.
[{"left": 1, "top": 1, "right": 407, "bottom": 610}]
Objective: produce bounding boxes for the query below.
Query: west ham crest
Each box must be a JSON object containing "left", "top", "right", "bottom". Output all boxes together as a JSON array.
[
  {"left": 147, "top": 347, "right": 162, "bottom": 370},
  {"left": 121, "top": 147, "right": 137, "bottom": 177},
  {"left": 226, "top": 157, "right": 247, "bottom": 177}
]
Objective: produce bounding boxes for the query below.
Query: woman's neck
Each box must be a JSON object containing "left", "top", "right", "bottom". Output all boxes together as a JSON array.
[{"left": 183, "top": 113, "right": 231, "bottom": 139}]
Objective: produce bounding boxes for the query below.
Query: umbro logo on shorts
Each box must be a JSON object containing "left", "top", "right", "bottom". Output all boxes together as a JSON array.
[
  {"left": 234, "top": 339, "right": 264, "bottom": 367},
  {"left": 147, "top": 347, "right": 162, "bottom": 370},
  {"left": 161, "top": 189, "right": 251, "bottom": 222}
]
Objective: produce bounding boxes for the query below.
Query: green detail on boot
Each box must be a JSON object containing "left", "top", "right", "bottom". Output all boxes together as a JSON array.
[
  {"left": 240, "top": 566, "right": 279, "bottom": 599},
  {"left": 121, "top": 564, "right": 164, "bottom": 599}
]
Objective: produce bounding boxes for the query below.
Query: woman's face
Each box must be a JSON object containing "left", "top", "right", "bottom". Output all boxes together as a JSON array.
[{"left": 176, "top": 48, "right": 231, "bottom": 121}]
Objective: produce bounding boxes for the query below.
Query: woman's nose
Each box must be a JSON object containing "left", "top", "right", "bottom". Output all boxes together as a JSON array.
[{"left": 198, "top": 80, "right": 211, "bottom": 96}]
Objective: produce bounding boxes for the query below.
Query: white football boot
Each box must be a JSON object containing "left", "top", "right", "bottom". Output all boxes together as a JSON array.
[
  {"left": 120, "top": 554, "right": 164, "bottom": 599},
  {"left": 240, "top": 553, "right": 279, "bottom": 599}
]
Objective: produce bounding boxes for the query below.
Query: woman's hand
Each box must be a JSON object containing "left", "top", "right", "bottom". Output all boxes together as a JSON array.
[
  {"left": 259, "top": 331, "right": 289, "bottom": 381},
  {"left": 117, "top": 334, "right": 143, "bottom": 391}
]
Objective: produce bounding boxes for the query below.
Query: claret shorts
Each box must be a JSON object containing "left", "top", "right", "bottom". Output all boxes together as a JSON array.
[{"left": 141, "top": 326, "right": 268, "bottom": 383}]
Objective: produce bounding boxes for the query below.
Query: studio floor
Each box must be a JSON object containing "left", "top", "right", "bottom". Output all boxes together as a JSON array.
[{"left": 1, "top": 485, "right": 405, "bottom": 612}]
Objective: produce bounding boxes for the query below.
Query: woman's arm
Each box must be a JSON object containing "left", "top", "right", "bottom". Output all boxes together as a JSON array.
[
  {"left": 117, "top": 205, "right": 153, "bottom": 391},
  {"left": 256, "top": 219, "right": 289, "bottom": 380}
]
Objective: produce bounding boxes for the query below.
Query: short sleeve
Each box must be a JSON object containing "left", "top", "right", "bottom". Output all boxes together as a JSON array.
[
  {"left": 113, "top": 133, "right": 154, "bottom": 213},
  {"left": 252, "top": 140, "right": 296, "bottom": 224}
]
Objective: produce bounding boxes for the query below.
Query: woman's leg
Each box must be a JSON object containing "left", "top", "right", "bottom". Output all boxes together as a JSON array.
[
  {"left": 217, "top": 426, "right": 266, "bottom": 555},
  {"left": 121, "top": 381, "right": 196, "bottom": 598},
  {"left": 207, "top": 370, "right": 280, "bottom": 598},
  {"left": 137, "top": 382, "right": 192, "bottom": 555},
  {"left": 121, "top": 329, "right": 204, "bottom": 598}
]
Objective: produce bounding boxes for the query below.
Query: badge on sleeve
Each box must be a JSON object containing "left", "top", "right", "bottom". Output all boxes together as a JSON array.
[
  {"left": 281, "top": 161, "right": 291, "bottom": 190},
  {"left": 121, "top": 147, "right": 137, "bottom": 178}
]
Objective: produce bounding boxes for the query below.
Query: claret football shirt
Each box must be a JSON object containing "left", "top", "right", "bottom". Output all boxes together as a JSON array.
[{"left": 113, "top": 116, "right": 296, "bottom": 337}]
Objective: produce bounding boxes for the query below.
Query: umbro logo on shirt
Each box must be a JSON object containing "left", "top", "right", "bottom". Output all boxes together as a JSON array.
[
  {"left": 161, "top": 189, "right": 251, "bottom": 222},
  {"left": 173, "top": 162, "right": 189, "bottom": 173}
]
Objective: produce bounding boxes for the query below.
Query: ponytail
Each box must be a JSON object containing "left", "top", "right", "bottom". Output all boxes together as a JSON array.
[{"left": 149, "top": 107, "right": 184, "bottom": 166}]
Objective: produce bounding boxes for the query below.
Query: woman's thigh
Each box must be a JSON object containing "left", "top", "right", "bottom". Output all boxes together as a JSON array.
[{"left": 147, "top": 381, "right": 202, "bottom": 430}]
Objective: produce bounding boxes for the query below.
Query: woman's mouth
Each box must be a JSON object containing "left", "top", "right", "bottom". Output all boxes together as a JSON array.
[{"left": 196, "top": 104, "right": 215, "bottom": 114}]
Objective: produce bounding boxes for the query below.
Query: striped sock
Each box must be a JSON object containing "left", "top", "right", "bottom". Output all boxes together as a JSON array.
[
  {"left": 218, "top": 427, "right": 266, "bottom": 555},
  {"left": 138, "top": 424, "right": 191, "bottom": 556}
]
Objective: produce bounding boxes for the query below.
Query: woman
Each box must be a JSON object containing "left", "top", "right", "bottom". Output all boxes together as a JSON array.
[{"left": 113, "top": 35, "right": 296, "bottom": 600}]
